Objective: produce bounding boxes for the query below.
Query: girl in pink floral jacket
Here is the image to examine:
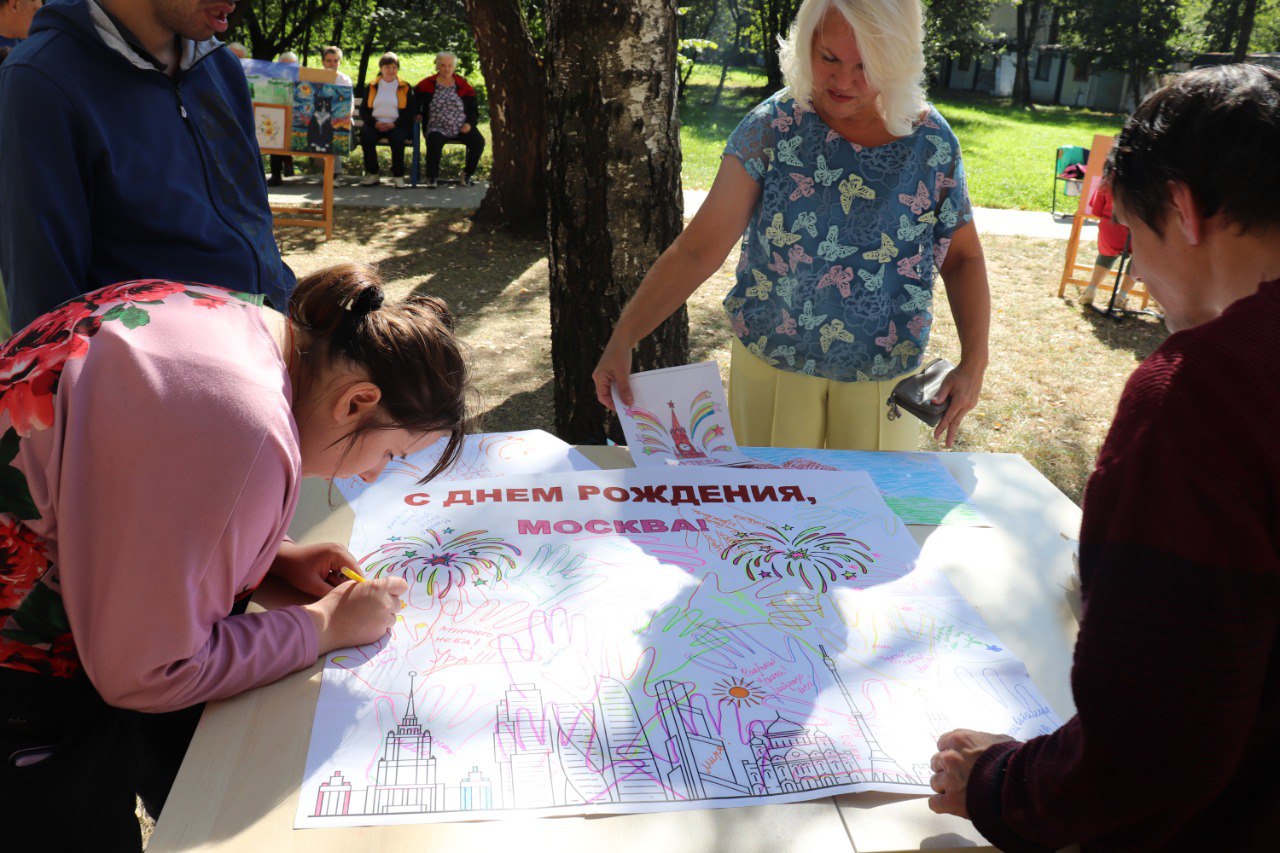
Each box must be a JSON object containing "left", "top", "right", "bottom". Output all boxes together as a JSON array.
[{"left": 0, "top": 264, "right": 469, "bottom": 850}]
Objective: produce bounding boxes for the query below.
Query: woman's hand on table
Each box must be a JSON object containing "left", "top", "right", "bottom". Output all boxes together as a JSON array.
[
  {"left": 927, "top": 728, "right": 1016, "bottom": 818},
  {"left": 932, "top": 358, "right": 985, "bottom": 449},
  {"left": 270, "top": 540, "right": 360, "bottom": 598},
  {"left": 303, "top": 575, "right": 408, "bottom": 653}
]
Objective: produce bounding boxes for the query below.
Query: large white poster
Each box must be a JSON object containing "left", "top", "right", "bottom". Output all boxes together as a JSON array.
[{"left": 297, "top": 468, "right": 1059, "bottom": 828}]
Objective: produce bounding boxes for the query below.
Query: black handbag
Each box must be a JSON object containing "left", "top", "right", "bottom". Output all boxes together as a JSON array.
[{"left": 885, "top": 358, "right": 955, "bottom": 428}]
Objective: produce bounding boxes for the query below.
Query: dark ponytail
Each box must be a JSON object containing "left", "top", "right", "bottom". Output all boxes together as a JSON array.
[{"left": 289, "top": 263, "right": 469, "bottom": 482}]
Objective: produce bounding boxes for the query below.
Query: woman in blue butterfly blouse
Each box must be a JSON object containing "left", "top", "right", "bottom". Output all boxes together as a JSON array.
[{"left": 594, "top": 0, "right": 990, "bottom": 450}]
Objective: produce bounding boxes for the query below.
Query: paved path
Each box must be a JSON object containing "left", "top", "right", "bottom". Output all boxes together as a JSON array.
[{"left": 267, "top": 179, "right": 1092, "bottom": 240}]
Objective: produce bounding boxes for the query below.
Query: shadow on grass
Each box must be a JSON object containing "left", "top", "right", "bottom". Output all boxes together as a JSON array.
[
  {"left": 278, "top": 207, "right": 544, "bottom": 313},
  {"left": 1079, "top": 306, "right": 1167, "bottom": 360},
  {"left": 475, "top": 380, "right": 556, "bottom": 435}
]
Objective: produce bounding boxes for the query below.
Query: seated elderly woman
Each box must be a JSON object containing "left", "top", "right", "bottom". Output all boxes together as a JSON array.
[
  {"left": 415, "top": 51, "right": 485, "bottom": 188},
  {"left": 0, "top": 263, "right": 470, "bottom": 850},
  {"left": 359, "top": 52, "right": 416, "bottom": 188}
]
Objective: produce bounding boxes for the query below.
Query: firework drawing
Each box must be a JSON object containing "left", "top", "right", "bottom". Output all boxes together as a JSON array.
[
  {"left": 614, "top": 361, "right": 754, "bottom": 468},
  {"left": 625, "top": 391, "right": 735, "bottom": 460},
  {"left": 362, "top": 529, "right": 522, "bottom": 596},
  {"left": 720, "top": 523, "right": 875, "bottom": 593}
]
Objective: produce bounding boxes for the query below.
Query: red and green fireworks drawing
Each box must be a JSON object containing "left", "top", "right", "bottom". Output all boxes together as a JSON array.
[
  {"left": 626, "top": 390, "right": 736, "bottom": 460},
  {"left": 720, "top": 523, "right": 875, "bottom": 593},
  {"left": 362, "top": 528, "right": 522, "bottom": 596}
]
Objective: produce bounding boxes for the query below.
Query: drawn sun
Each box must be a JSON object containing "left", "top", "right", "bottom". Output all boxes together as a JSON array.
[{"left": 713, "top": 677, "right": 764, "bottom": 709}]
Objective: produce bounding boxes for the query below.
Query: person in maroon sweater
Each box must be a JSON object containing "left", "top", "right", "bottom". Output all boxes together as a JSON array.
[{"left": 928, "top": 63, "right": 1280, "bottom": 851}]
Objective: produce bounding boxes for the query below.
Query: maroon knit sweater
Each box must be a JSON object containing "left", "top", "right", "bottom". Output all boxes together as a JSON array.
[{"left": 967, "top": 279, "right": 1280, "bottom": 851}]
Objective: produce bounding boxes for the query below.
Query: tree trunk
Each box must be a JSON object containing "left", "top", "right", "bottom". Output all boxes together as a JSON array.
[
  {"left": 331, "top": 0, "right": 356, "bottom": 49},
  {"left": 1012, "top": 2, "right": 1032, "bottom": 106},
  {"left": 465, "top": 0, "right": 549, "bottom": 237},
  {"left": 1234, "top": 0, "right": 1259, "bottom": 62},
  {"left": 1012, "top": 0, "right": 1046, "bottom": 108},
  {"left": 545, "top": 0, "right": 688, "bottom": 444},
  {"left": 759, "top": 0, "right": 798, "bottom": 92},
  {"left": 357, "top": 14, "right": 379, "bottom": 92}
]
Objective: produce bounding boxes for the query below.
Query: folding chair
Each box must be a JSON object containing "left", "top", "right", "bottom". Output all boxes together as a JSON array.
[{"left": 1052, "top": 145, "right": 1089, "bottom": 218}]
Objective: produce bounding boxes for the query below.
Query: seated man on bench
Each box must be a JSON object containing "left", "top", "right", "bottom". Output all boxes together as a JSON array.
[{"left": 415, "top": 51, "right": 484, "bottom": 189}]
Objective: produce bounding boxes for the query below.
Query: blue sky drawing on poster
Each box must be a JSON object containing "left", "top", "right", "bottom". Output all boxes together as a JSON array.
[{"left": 742, "top": 447, "right": 987, "bottom": 526}]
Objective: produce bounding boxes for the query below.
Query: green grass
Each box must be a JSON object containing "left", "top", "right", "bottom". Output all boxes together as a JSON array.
[
  {"left": 678, "top": 63, "right": 774, "bottom": 189},
  {"left": 677, "top": 62, "right": 1127, "bottom": 211},
  {"left": 930, "top": 91, "right": 1126, "bottom": 212}
]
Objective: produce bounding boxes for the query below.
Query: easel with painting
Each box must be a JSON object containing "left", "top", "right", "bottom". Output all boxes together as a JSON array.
[
  {"left": 249, "top": 66, "right": 352, "bottom": 241},
  {"left": 1056, "top": 133, "right": 1152, "bottom": 312}
]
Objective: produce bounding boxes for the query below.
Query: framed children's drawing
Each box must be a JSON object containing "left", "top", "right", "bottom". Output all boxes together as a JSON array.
[{"left": 253, "top": 102, "right": 290, "bottom": 154}]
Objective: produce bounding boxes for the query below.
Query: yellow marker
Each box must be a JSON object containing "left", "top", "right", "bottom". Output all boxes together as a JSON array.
[{"left": 341, "top": 566, "right": 405, "bottom": 609}]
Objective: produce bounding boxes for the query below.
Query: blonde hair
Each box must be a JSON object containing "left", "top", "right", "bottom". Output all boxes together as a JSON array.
[{"left": 778, "top": 0, "right": 926, "bottom": 137}]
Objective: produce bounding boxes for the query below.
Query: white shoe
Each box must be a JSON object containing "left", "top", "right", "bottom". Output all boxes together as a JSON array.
[
  {"left": 1078, "top": 285, "right": 1097, "bottom": 305},
  {"left": 393, "top": 177, "right": 406, "bottom": 189},
  {"left": 360, "top": 174, "right": 379, "bottom": 186},
  {"left": 1114, "top": 293, "right": 1130, "bottom": 312}
]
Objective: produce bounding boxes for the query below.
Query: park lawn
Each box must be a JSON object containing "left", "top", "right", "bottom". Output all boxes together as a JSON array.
[
  {"left": 275, "top": 208, "right": 1166, "bottom": 505},
  {"left": 931, "top": 92, "right": 1126, "bottom": 212},
  {"left": 679, "top": 63, "right": 774, "bottom": 189},
  {"left": 677, "top": 62, "right": 1127, "bottom": 212}
]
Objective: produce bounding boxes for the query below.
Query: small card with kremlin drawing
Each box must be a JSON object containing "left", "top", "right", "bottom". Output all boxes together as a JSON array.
[{"left": 613, "top": 361, "right": 754, "bottom": 468}]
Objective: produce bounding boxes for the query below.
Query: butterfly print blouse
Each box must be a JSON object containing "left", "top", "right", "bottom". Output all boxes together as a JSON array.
[{"left": 722, "top": 90, "right": 972, "bottom": 382}]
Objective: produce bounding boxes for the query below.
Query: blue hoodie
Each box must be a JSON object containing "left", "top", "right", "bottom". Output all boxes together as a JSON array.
[{"left": 0, "top": 0, "right": 294, "bottom": 331}]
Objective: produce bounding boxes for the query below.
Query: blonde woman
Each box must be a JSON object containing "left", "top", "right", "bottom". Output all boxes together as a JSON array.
[{"left": 593, "top": 0, "right": 989, "bottom": 450}]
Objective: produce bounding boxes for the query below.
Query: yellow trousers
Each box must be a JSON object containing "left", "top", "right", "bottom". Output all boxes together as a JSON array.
[{"left": 728, "top": 338, "right": 921, "bottom": 451}]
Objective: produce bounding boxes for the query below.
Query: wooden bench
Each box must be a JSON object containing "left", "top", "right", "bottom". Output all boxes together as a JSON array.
[{"left": 352, "top": 97, "right": 421, "bottom": 186}]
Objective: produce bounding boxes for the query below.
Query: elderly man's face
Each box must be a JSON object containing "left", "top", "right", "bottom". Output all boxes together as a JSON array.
[
  {"left": 322, "top": 51, "right": 341, "bottom": 71},
  {"left": 152, "top": 0, "right": 235, "bottom": 41}
]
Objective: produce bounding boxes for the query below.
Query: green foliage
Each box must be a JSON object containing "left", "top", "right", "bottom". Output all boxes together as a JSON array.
[
  {"left": 678, "top": 37, "right": 720, "bottom": 82},
  {"left": 1060, "top": 0, "right": 1185, "bottom": 102},
  {"left": 923, "top": 0, "right": 999, "bottom": 64},
  {"left": 1181, "top": 0, "right": 1280, "bottom": 54}
]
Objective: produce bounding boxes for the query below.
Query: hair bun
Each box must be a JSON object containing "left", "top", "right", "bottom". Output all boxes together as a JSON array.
[{"left": 349, "top": 287, "right": 385, "bottom": 318}]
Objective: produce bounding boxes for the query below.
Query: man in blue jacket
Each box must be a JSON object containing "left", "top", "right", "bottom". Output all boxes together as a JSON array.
[{"left": 0, "top": 0, "right": 294, "bottom": 333}]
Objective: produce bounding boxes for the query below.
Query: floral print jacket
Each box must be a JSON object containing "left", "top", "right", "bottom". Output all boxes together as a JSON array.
[{"left": 0, "top": 282, "right": 315, "bottom": 712}]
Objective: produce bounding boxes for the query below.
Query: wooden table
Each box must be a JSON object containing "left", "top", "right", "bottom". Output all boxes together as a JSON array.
[
  {"left": 149, "top": 450, "right": 1083, "bottom": 853},
  {"left": 263, "top": 148, "right": 336, "bottom": 240}
]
